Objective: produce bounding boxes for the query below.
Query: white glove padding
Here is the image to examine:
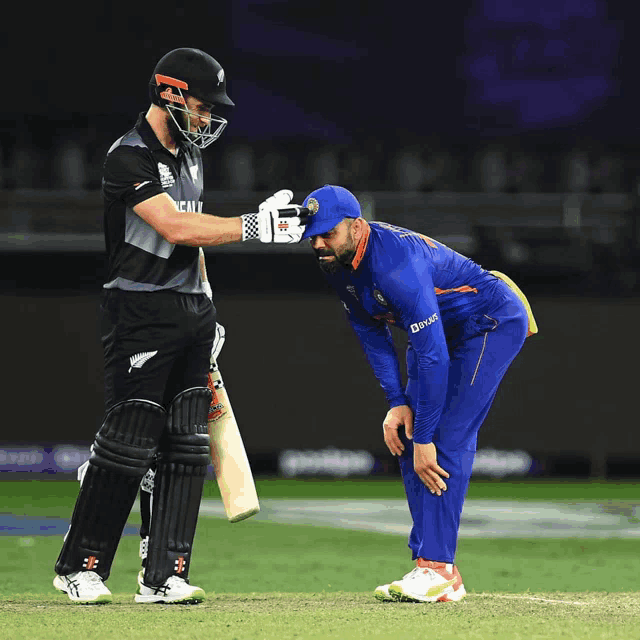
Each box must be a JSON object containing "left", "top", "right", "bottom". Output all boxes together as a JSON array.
[
  {"left": 259, "top": 189, "right": 293, "bottom": 212},
  {"left": 242, "top": 190, "right": 304, "bottom": 243},
  {"left": 211, "top": 323, "right": 226, "bottom": 362},
  {"left": 258, "top": 206, "right": 306, "bottom": 243}
]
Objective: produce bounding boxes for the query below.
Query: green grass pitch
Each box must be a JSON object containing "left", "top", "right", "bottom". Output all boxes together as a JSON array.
[{"left": 1, "top": 477, "right": 638, "bottom": 640}]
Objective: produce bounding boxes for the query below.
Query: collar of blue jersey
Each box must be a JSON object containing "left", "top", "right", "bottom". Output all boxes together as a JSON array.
[{"left": 350, "top": 219, "right": 371, "bottom": 270}]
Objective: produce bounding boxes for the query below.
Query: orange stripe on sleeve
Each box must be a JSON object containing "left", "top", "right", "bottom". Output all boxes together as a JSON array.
[
  {"left": 434, "top": 285, "right": 478, "bottom": 295},
  {"left": 419, "top": 234, "right": 438, "bottom": 248}
]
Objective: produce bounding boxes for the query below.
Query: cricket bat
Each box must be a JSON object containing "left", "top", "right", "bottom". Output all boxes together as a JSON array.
[{"left": 206, "top": 358, "right": 260, "bottom": 523}]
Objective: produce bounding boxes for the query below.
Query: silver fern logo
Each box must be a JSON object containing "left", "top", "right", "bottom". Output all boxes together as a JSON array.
[{"left": 128, "top": 350, "right": 158, "bottom": 373}]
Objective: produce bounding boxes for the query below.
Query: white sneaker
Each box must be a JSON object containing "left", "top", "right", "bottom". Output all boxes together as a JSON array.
[
  {"left": 134, "top": 570, "right": 205, "bottom": 604},
  {"left": 53, "top": 571, "right": 112, "bottom": 604},
  {"left": 373, "top": 583, "right": 395, "bottom": 601},
  {"left": 374, "top": 565, "right": 420, "bottom": 601},
  {"left": 388, "top": 561, "right": 466, "bottom": 603}
]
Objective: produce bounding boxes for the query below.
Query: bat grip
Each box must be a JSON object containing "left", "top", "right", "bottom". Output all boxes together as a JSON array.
[
  {"left": 277, "top": 206, "right": 311, "bottom": 217},
  {"left": 247, "top": 206, "right": 311, "bottom": 218}
]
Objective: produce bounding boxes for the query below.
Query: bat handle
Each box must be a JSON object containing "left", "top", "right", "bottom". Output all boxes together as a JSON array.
[
  {"left": 247, "top": 206, "right": 311, "bottom": 218},
  {"left": 277, "top": 205, "right": 311, "bottom": 218}
]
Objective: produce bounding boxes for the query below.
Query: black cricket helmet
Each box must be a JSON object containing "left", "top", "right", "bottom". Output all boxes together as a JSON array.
[{"left": 149, "top": 48, "right": 235, "bottom": 148}]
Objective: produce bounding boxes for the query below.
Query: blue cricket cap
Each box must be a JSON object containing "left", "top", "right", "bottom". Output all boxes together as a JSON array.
[{"left": 301, "top": 185, "right": 361, "bottom": 240}]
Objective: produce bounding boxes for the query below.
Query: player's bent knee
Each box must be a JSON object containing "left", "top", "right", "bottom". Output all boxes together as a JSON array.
[
  {"left": 167, "top": 387, "right": 212, "bottom": 432},
  {"left": 92, "top": 399, "right": 166, "bottom": 477},
  {"left": 160, "top": 387, "right": 211, "bottom": 465}
]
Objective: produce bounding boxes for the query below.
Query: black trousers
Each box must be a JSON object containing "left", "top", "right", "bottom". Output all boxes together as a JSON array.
[{"left": 101, "top": 289, "right": 216, "bottom": 410}]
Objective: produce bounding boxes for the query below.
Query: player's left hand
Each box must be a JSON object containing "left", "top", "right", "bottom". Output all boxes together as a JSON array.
[
  {"left": 413, "top": 442, "right": 450, "bottom": 496},
  {"left": 262, "top": 206, "right": 306, "bottom": 243}
]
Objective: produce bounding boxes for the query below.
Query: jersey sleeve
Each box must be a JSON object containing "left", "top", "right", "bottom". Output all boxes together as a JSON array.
[
  {"left": 339, "top": 288, "right": 408, "bottom": 409},
  {"left": 102, "top": 145, "right": 165, "bottom": 209},
  {"left": 378, "top": 262, "right": 450, "bottom": 444}
]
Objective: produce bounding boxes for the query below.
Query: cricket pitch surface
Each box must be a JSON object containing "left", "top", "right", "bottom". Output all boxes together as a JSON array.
[{"left": 198, "top": 498, "right": 640, "bottom": 538}]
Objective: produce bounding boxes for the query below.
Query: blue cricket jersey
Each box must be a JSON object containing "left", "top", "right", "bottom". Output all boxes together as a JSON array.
[{"left": 323, "top": 220, "right": 505, "bottom": 444}]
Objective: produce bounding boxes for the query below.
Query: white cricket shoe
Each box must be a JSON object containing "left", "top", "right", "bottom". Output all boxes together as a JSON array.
[
  {"left": 388, "top": 561, "right": 466, "bottom": 603},
  {"left": 53, "top": 571, "right": 112, "bottom": 604},
  {"left": 373, "top": 583, "right": 395, "bottom": 601},
  {"left": 374, "top": 565, "right": 424, "bottom": 601},
  {"left": 134, "top": 570, "right": 206, "bottom": 604}
]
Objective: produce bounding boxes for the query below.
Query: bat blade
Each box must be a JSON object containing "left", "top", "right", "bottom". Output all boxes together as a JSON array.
[{"left": 207, "top": 362, "right": 260, "bottom": 523}]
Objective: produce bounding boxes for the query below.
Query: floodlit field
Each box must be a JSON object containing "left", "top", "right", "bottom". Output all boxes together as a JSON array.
[{"left": 1, "top": 477, "right": 638, "bottom": 640}]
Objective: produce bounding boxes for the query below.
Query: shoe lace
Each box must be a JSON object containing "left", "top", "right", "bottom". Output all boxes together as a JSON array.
[
  {"left": 403, "top": 566, "right": 445, "bottom": 584},
  {"left": 165, "top": 575, "right": 186, "bottom": 587},
  {"left": 402, "top": 567, "right": 424, "bottom": 580},
  {"left": 82, "top": 571, "right": 103, "bottom": 583},
  {"left": 79, "top": 571, "right": 106, "bottom": 590}
]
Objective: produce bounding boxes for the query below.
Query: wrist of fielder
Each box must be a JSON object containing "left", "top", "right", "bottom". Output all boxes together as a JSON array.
[
  {"left": 388, "top": 395, "right": 409, "bottom": 409},
  {"left": 411, "top": 428, "right": 434, "bottom": 445}
]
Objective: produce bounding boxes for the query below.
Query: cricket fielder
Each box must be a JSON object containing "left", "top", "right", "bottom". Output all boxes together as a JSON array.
[{"left": 299, "top": 185, "right": 537, "bottom": 603}]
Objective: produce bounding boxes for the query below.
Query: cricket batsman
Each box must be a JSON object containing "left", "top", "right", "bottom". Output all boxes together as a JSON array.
[
  {"left": 52, "top": 48, "right": 304, "bottom": 605},
  {"left": 298, "top": 185, "right": 538, "bottom": 603}
]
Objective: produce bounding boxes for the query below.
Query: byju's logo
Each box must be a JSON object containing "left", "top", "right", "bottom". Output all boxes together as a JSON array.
[{"left": 410, "top": 313, "right": 439, "bottom": 334}]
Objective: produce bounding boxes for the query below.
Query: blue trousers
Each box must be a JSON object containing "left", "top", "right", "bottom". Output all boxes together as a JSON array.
[{"left": 398, "top": 291, "right": 529, "bottom": 563}]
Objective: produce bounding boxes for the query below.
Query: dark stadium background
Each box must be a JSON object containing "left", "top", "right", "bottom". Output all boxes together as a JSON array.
[{"left": 2, "top": 0, "right": 639, "bottom": 479}]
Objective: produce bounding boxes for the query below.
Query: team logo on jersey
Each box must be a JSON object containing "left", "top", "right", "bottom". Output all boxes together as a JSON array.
[
  {"left": 157, "top": 163, "right": 175, "bottom": 188},
  {"left": 128, "top": 350, "right": 158, "bottom": 373},
  {"left": 189, "top": 165, "right": 198, "bottom": 181},
  {"left": 346, "top": 285, "right": 358, "bottom": 300},
  {"left": 307, "top": 197, "right": 319, "bottom": 215},
  {"left": 373, "top": 289, "right": 388, "bottom": 306}
]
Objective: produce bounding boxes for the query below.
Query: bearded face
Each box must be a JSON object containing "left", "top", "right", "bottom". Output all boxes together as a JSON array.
[
  {"left": 164, "top": 94, "right": 225, "bottom": 149},
  {"left": 311, "top": 220, "right": 358, "bottom": 274}
]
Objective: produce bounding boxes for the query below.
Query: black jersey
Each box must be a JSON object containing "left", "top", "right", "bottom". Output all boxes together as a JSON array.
[{"left": 101, "top": 112, "right": 206, "bottom": 294}]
